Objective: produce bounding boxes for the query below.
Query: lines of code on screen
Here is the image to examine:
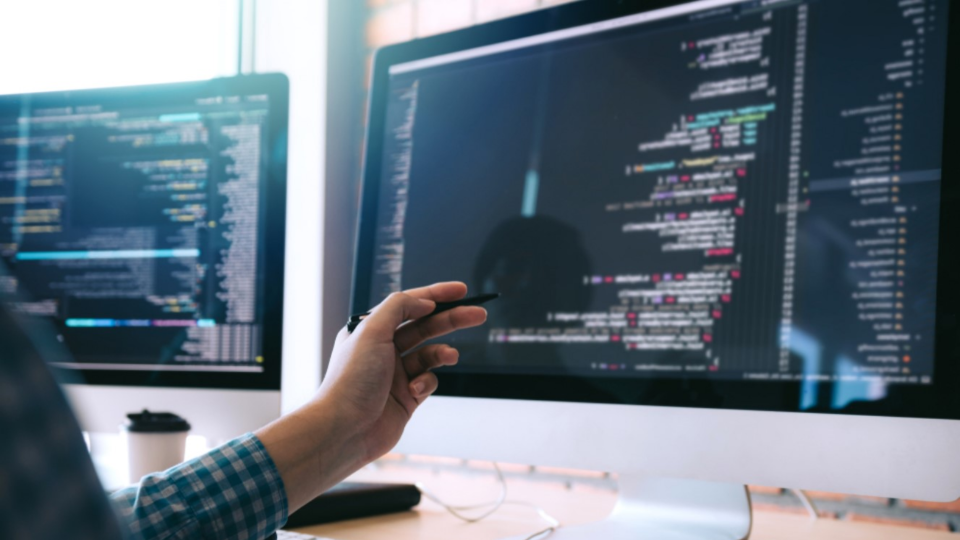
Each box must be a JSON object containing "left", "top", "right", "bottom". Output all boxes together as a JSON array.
[
  {"left": 0, "top": 92, "right": 272, "bottom": 372},
  {"left": 370, "top": 0, "right": 947, "bottom": 386}
]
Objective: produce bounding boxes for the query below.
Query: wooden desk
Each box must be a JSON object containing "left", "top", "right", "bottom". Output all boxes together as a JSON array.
[{"left": 292, "top": 465, "right": 954, "bottom": 540}]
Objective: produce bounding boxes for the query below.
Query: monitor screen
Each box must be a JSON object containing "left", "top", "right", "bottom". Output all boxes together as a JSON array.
[
  {"left": 357, "top": 0, "right": 958, "bottom": 416},
  {"left": 0, "top": 75, "right": 287, "bottom": 389}
]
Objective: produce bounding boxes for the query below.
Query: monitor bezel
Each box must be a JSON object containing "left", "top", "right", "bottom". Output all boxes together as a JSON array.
[
  {"left": 0, "top": 74, "right": 289, "bottom": 391},
  {"left": 355, "top": 0, "right": 960, "bottom": 419}
]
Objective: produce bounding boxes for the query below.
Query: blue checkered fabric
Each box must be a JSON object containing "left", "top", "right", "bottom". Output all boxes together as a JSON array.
[
  {"left": 0, "top": 277, "right": 289, "bottom": 540},
  {"left": 0, "top": 301, "right": 126, "bottom": 540},
  {"left": 111, "top": 434, "right": 289, "bottom": 540}
]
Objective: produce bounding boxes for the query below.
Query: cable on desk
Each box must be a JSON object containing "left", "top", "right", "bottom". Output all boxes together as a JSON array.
[
  {"left": 791, "top": 489, "right": 819, "bottom": 520},
  {"left": 416, "top": 462, "right": 562, "bottom": 540}
]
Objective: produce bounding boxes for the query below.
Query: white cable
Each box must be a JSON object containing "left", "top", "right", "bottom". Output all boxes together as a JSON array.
[
  {"left": 416, "top": 462, "right": 562, "bottom": 539},
  {"left": 501, "top": 501, "right": 561, "bottom": 540},
  {"left": 416, "top": 463, "right": 507, "bottom": 523},
  {"left": 791, "top": 489, "right": 819, "bottom": 520}
]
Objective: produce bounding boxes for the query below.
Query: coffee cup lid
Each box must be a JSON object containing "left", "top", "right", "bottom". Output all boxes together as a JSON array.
[{"left": 124, "top": 410, "right": 191, "bottom": 433}]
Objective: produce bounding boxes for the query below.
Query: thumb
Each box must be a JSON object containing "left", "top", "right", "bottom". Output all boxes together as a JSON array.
[{"left": 359, "top": 292, "right": 435, "bottom": 339}]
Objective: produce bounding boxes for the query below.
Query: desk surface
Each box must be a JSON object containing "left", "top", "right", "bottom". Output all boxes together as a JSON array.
[{"left": 292, "top": 465, "right": 954, "bottom": 540}]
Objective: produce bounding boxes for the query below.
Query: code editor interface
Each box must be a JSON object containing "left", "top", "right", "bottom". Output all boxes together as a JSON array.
[
  {"left": 0, "top": 90, "right": 272, "bottom": 372},
  {"left": 369, "top": 0, "right": 947, "bottom": 385}
]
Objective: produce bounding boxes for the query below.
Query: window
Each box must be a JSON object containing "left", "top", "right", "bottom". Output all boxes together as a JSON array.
[{"left": 0, "top": 0, "right": 239, "bottom": 95}]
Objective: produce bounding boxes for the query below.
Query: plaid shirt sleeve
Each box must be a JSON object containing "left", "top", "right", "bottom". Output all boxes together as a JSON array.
[{"left": 110, "top": 434, "right": 289, "bottom": 540}]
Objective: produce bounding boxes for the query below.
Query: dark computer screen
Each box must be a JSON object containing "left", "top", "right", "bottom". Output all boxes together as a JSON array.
[
  {"left": 0, "top": 75, "right": 287, "bottom": 389},
  {"left": 358, "top": 0, "right": 958, "bottom": 415}
]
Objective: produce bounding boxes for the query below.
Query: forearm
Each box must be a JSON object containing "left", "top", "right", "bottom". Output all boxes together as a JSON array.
[{"left": 255, "top": 396, "right": 369, "bottom": 513}]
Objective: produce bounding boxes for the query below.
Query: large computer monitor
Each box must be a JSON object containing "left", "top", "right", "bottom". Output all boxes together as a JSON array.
[
  {"left": 355, "top": 0, "right": 960, "bottom": 537},
  {"left": 0, "top": 74, "right": 289, "bottom": 441}
]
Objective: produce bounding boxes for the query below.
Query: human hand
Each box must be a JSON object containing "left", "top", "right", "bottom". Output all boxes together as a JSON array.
[
  {"left": 320, "top": 282, "right": 488, "bottom": 462},
  {"left": 256, "top": 282, "right": 487, "bottom": 511}
]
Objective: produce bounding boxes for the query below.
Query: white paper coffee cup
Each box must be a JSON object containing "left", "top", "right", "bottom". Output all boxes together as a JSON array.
[{"left": 122, "top": 410, "right": 191, "bottom": 484}]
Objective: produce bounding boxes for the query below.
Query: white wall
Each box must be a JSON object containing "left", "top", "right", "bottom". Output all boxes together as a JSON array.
[{"left": 254, "top": 0, "right": 328, "bottom": 413}]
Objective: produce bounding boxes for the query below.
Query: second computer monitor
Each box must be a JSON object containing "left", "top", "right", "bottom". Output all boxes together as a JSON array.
[{"left": 0, "top": 74, "right": 289, "bottom": 437}]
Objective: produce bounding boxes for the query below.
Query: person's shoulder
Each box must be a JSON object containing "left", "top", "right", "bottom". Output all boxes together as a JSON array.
[{"left": 0, "top": 272, "right": 125, "bottom": 540}]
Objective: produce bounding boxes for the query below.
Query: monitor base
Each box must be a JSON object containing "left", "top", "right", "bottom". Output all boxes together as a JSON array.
[{"left": 509, "top": 475, "right": 752, "bottom": 540}]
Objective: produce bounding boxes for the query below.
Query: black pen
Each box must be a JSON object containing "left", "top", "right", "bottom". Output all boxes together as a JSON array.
[{"left": 347, "top": 293, "right": 500, "bottom": 333}]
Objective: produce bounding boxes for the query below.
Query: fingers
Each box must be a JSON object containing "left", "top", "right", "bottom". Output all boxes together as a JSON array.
[
  {"left": 408, "top": 372, "right": 439, "bottom": 405},
  {"left": 403, "top": 282, "right": 468, "bottom": 303},
  {"left": 402, "top": 344, "right": 459, "bottom": 377},
  {"left": 394, "top": 306, "right": 487, "bottom": 354},
  {"left": 349, "top": 283, "right": 466, "bottom": 336},
  {"left": 359, "top": 292, "right": 436, "bottom": 340}
]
